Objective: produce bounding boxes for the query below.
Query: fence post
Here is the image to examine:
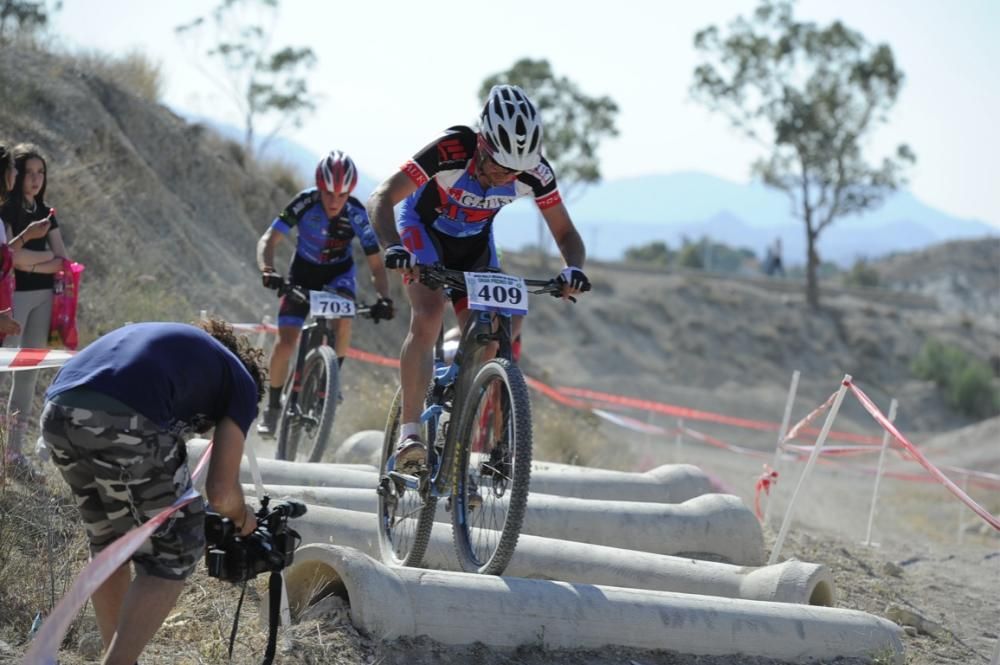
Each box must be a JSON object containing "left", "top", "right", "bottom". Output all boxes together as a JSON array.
[
  {"left": 764, "top": 370, "right": 800, "bottom": 525},
  {"left": 769, "top": 375, "right": 851, "bottom": 565},
  {"left": 862, "top": 398, "right": 898, "bottom": 547},
  {"left": 674, "top": 419, "right": 684, "bottom": 463},
  {"left": 957, "top": 472, "right": 970, "bottom": 545},
  {"left": 990, "top": 628, "right": 999, "bottom": 665},
  {"left": 199, "top": 309, "right": 209, "bottom": 323}
]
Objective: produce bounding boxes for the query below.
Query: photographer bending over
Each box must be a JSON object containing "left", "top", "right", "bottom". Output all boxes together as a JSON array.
[{"left": 40, "top": 320, "right": 265, "bottom": 665}]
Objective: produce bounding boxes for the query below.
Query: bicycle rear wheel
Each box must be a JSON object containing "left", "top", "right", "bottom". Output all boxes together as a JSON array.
[
  {"left": 376, "top": 386, "right": 436, "bottom": 567},
  {"left": 275, "top": 346, "right": 339, "bottom": 463},
  {"left": 451, "top": 358, "right": 532, "bottom": 575}
]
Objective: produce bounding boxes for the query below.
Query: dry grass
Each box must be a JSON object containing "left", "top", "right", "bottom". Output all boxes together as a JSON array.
[
  {"left": 72, "top": 49, "right": 164, "bottom": 103},
  {"left": 0, "top": 430, "right": 91, "bottom": 657}
]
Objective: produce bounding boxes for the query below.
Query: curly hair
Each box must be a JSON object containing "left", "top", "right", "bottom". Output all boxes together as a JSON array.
[{"left": 197, "top": 317, "right": 268, "bottom": 405}]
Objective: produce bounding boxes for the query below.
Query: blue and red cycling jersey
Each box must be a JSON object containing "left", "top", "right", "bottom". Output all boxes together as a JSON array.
[
  {"left": 398, "top": 126, "right": 562, "bottom": 269},
  {"left": 271, "top": 188, "right": 381, "bottom": 266}
]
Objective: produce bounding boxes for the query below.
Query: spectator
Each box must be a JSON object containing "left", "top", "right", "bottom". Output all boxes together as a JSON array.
[
  {"left": 763, "top": 236, "right": 784, "bottom": 277},
  {"left": 0, "top": 144, "right": 50, "bottom": 340},
  {"left": 1, "top": 143, "right": 67, "bottom": 469}
]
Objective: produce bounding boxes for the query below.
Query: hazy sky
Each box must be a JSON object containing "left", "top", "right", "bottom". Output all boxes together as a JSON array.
[{"left": 52, "top": 0, "right": 1000, "bottom": 226}]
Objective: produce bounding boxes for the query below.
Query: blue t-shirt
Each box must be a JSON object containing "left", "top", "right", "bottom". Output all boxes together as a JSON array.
[{"left": 46, "top": 322, "right": 259, "bottom": 435}]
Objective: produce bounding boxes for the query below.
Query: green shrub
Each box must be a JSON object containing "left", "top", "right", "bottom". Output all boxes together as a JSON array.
[
  {"left": 912, "top": 339, "right": 1000, "bottom": 418},
  {"left": 843, "top": 258, "right": 880, "bottom": 287},
  {"left": 624, "top": 241, "right": 673, "bottom": 266},
  {"left": 949, "top": 363, "right": 999, "bottom": 419}
]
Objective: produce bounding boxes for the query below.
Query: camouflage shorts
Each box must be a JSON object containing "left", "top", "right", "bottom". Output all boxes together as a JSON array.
[{"left": 40, "top": 399, "right": 205, "bottom": 580}]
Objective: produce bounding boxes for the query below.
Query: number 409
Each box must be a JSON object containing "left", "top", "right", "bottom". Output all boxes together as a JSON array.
[{"left": 477, "top": 284, "right": 523, "bottom": 305}]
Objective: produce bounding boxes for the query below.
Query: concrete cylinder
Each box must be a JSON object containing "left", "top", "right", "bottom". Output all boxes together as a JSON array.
[
  {"left": 530, "top": 463, "right": 714, "bottom": 503},
  {"left": 249, "top": 484, "right": 764, "bottom": 565},
  {"left": 281, "top": 503, "right": 833, "bottom": 606},
  {"left": 331, "top": 430, "right": 383, "bottom": 466},
  {"left": 282, "top": 545, "right": 902, "bottom": 663},
  {"left": 187, "top": 439, "right": 379, "bottom": 487}
]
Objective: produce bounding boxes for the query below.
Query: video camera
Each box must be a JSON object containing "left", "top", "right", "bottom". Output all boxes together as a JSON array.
[{"left": 204, "top": 496, "right": 306, "bottom": 583}]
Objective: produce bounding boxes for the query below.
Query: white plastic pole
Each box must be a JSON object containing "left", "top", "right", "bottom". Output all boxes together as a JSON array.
[
  {"left": 256, "top": 314, "right": 273, "bottom": 350},
  {"left": 957, "top": 473, "right": 969, "bottom": 545},
  {"left": 199, "top": 309, "right": 209, "bottom": 322},
  {"left": 674, "top": 419, "right": 684, "bottom": 463},
  {"left": 764, "top": 371, "right": 800, "bottom": 525},
  {"left": 769, "top": 375, "right": 851, "bottom": 565},
  {"left": 991, "top": 629, "right": 1000, "bottom": 665},
  {"left": 862, "top": 399, "right": 898, "bottom": 547}
]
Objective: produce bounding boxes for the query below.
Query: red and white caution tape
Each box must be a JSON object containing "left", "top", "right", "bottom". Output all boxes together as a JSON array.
[
  {"left": 754, "top": 465, "right": 779, "bottom": 520},
  {"left": 559, "top": 385, "right": 882, "bottom": 445},
  {"left": 591, "top": 408, "right": 669, "bottom": 435},
  {"left": 231, "top": 322, "right": 278, "bottom": 335},
  {"left": 848, "top": 381, "right": 1000, "bottom": 532},
  {"left": 0, "top": 348, "right": 75, "bottom": 372},
  {"left": 22, "top": 443, "right": 215, "bottom": 664}
]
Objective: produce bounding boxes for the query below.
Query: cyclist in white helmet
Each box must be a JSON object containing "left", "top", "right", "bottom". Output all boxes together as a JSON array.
[
  {"left": 255, "top": 150, "right": 393, "bottom": 437},
  {"left": 367, "top": 85, "right": 589, "bottom": 469}
]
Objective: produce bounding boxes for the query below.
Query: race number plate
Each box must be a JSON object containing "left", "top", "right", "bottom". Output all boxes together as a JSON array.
[
  {"left": 309, "top": 291, "right": 356, "bottom": 318},
  {"left": 464, "top": 272, "right": 528, "bottom": 316}
]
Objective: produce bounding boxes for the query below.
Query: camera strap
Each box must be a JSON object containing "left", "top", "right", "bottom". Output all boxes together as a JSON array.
[
  {"left": 226, "top": 582, "right": 248, "bottom": 662},
  {"left": 225, "top": 572, "right": 283, "bottom": 665},
  {"left": 262, "top": 571, "right": 283, "bottom": 665}
]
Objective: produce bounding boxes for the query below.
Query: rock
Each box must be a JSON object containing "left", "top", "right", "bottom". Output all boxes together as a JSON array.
[
  {"left": 882, "top": 561, "right": 904, "bottom": 577},
  {"left": 903, "top": 626, "right": 919, "bottom": 637},
  {"left": 885, "top": 604, "right": 946, "bottom": 639},
  {"left": 77, "top": 631, "right": 104, "bottom": 658}
]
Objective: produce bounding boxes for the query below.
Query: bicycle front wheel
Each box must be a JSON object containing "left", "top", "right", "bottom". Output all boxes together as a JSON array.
[
  {"left": 276, "top": 346, "right": 339, "bottom": 463},
  {"left": 376, "top": 386, "right": 436, "bottom": 567},
  {"left": 451, "top": 358, "right": 532, "bottom": 575}
]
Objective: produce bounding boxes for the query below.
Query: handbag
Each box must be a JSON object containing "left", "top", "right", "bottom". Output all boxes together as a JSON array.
[{"left": 49, "top": 259, "right": 84, "bottom": 350}]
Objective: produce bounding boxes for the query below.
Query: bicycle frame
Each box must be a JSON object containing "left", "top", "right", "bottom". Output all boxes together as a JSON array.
[{"left": 426, "top": 309, "right": 514, "bottom": 499}]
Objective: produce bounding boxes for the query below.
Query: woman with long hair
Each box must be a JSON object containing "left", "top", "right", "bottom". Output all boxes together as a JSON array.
[{"left": 1, "top": 143, "right": 64, "bottom": 469}]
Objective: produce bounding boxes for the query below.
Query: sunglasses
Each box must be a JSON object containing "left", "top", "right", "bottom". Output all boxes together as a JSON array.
[{"left": 484, "top": 153, "right": 522, "bottom": 177}]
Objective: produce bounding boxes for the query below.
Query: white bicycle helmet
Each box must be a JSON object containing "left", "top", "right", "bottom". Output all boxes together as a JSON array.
[
  {"left": 479, "top": 84, "right": 543, "bottom": 171},
  {"left": 315, "top": 150, "right": 358, "bottom": 195}
]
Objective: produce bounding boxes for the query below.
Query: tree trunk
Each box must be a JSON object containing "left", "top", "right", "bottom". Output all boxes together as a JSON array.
[{"left": 805, "top": 227, "right": 820, "bottom": 308}]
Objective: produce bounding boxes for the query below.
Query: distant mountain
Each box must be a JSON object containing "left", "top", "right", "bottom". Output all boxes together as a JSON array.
[
  {"left": 183, "top": 117, "right": 998, "bottom": 265},
  {"left": 494, "top": 173, "right": 998, "bottom": 265}
]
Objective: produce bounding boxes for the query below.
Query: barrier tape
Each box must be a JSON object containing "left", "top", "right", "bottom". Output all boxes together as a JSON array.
[
  {"left": 558, "top": 385, "right": 883, "bottom": 445},
  {"left": 591, "top": 408, "right": 669, "bottom": 435},
  {"left": 680, "top": 426, "right": 771, "bottom": 460},
  {"left": 848, "top": 381, "right": 1000, "bottom": 532},
  {"left": 231, "top": 322, "right": 278, "bottom": 335},
  {"left": 754, "top": 465, "right": 779, "bottom": 519},
  {"left": 781, "top": 389, "right": 839, "bottom": 443},
  {"left": 0, "top": 348, "right": 75, "bottom": 371},
  {"left": 22, "top": 443, "right": 215, "bottom": 664}
]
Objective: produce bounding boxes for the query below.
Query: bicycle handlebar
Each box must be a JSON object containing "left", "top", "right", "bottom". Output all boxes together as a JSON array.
[
  {"left": 276, "top": 280, "right": 374, "bottom": 317},
  {"left": 416, "top": 265, "right": 582, "bottom": 301}
]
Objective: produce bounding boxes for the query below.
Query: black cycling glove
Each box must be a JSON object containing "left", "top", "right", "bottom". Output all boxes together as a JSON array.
[
  {"left": 370, "top": 297, "right": 395, "bottom": 323},
  {"left": 383, "top": 244, "right": 413, "bottom": 270},
  {"left": 556, "top": 266, "right": 591, "bottom": 292},
  {"left": 261, "top": 271, "right": 283, "bottom": 290}
]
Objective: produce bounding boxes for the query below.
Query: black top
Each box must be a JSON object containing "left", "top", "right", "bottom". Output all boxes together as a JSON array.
[{"left": 1, "top": 199, "right": 60, "bottom": 292}]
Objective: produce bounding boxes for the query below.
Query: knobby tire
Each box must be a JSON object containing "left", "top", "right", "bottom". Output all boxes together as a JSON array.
[{"left": 451, "top": 358, "right": 532, "bottom": 575}]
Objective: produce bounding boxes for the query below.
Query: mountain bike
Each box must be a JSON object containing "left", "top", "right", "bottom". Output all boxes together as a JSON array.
[
  {"left": 274, "top": 281, "right": 373, "bottom": 463},
  {"left": 376, "top": 265, "right": 581, "bottom": 575}
]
